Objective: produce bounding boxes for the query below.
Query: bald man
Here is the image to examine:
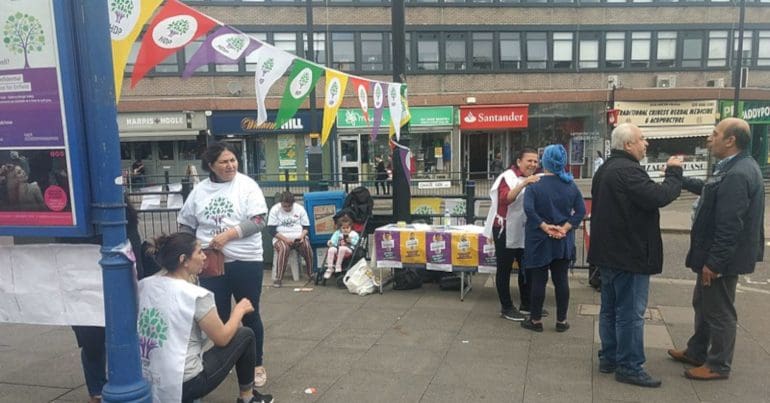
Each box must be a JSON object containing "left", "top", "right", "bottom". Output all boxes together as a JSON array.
[{"left": 668, "top": 118, "right": 765, "bottom": 380}]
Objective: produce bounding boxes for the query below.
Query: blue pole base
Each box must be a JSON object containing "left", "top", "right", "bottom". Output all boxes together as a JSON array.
[{"left": 101, "top": 380, "right": 152, "bottom": 403}]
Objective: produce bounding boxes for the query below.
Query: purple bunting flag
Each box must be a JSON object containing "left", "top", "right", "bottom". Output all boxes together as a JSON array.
[{"left": 182, "top": 26, "right": 262, "bottom": 79}]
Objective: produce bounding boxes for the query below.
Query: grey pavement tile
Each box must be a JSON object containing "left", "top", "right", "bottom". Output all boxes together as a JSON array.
[
  {"left": 522, "top": 356, "right": 592, "bottom": 403},
  {"left": 377, "top": 327, "right": 458, "bottom": 352},
  {"left": 323, "top": 327, "right": 383, "bottom": 350},
  {"left": 456, "top": 314, "right": 533, "bottom": 341},
  {"left": 332, "top": 306, "right": 404, "bottom": 332},
  {"left": 649, "top": 280, "right": 698, "bottom": 306},
  {"left": 354, "top": 344, "right": 445, "bottom": 376},
  {"left": 288, "top": 347, "right": 367, "bottom": 376},
  {"left": 395, "top": 307, "right": 470, "bottom": 332},
  {"left": 265, "top": 369, "right": 341, "bottom": 403},
  {"left": 591, "top": 321, "right": 674, "bottom": 350},
  {"left": 0, "top": 383, "right": 70, "bottom": 403},
  {"left": 658, "top": 305, "right": 696, "bottom": 325},
  {"left": 0, "top": 349, "right": 83, "bottom": 389},
  {"left": 420, "top": 382, "right": 518, "bottom": 402},
  {"left": 262, "top": 338, "right": 320, "bottom": 381},
  {"left": 431, "top": 347, "right": 527, "bottom": 393},
  {"left": 363, "top": 289, "right": 424, "bottom": 309},
  {"left": 317, "top": 370, "right": 430, "bottom": 403},
  {"left": 51, "top": 384, "right": 89, "bottom": 402},
  {"left": 412, "top": 290, "right": 479, "bottom": 311}
]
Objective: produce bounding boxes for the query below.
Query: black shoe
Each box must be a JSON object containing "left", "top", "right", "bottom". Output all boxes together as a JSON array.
[
  {"left": 555, "top": 321, "right": 570, "bottom": 332},
  {"left": 242, "top": 389, "right": 274, "bottom": 403},
  {"left": 520, "top": 319, "right": 543, "bottom": 332},
  {"left": 519, "top": 307, "right": 549, "bottom": 318},
  {"left": 614, "top": 371, "right": 662, "bottom": 388},
  {"left": 501, "top": 307, "right": 526, "bottom": 322},
  {"left": 599, "top": 360, "right": 616, "bottom": 374}
]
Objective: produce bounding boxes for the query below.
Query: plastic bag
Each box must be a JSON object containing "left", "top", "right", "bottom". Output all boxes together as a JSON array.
[{"left": 343, "top": 258, "right": 378, "bottom": 296}]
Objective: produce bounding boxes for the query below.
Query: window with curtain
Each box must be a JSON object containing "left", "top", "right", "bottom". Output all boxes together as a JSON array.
[
  {"left": 417, "top": 32, "right": 439, "bottom": 70},
  {"left": 361, "top": 33, "right": 384, "bottom": 71},
  {"left": 332, "top": 32, "right": 355, "bottom": 70},
  {"left": 630, "top": 31, "right": 651, "bottom": 68},
  {"left": 245, "top": 32, "right": 267, "bottom": 72},
  {"left": 471, "top": 32, "right": 493, "bottom": 70},
  {"left": 733, "top": 31, "right": 753, "bottom": 66},
  {"left": 681, "top": 31, "right": 703, "bottom": 67},
  {"left": 578, "top": 32, "right": 599, "bottom": 69},
  {"left": 302, "top": 32, "right": 327, "bottom": 65},
  {"left": 552, "top": 32, "right": 574, "bottom": 69},
  {"left": 526, "top": 32, "right": 547, "bottom": 69},
  {"left": 500, "top": 32, "right": 522, "bottom": 69},
  {"left": 655, "top": 31, "right": 677, "bottom": 68},
  {"left": 758, "top": 31, "right": 770, "bottom": 66},
  {"left": 444, "top": 33, "right": 467, "bottom": 71},
  {"left": 708, "top": 30, "right": 728, "bottom": 67},
  {"left": 605, "top": 32, "right": 625, "bottom": 68}
]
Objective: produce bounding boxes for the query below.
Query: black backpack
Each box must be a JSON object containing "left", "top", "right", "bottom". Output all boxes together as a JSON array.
[{"left": 392, "top": 268, "right": 422, "bottom": 290}]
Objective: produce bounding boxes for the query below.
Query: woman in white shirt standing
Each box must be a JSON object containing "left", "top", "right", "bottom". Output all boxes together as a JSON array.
[{"left": 177, "top": 142, "right": 270, "bottom": 388}]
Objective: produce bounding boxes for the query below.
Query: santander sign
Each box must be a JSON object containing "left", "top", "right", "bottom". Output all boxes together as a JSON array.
[{"left": 459, "top": 104, "right": 528, "bottom": 130}]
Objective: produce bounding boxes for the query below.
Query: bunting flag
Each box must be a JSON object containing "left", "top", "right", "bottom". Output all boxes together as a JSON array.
[
  {"left": 253, "top": 46, "right": 295, "bottom": 124},
  {"left": 130, "top": 0, "right": 218, "bottom": 88},
  {"left": 387, "top": 83, "right": 404, "bottom": 141},
  {"left": 389, "top": 85, "right": 411, "bottom": 138},
  {"left": 110, "top": 0, "right": 162, "bottom": 102},
  {"left": 392, "top": 140, "right": 412, "bottom": 185},
  {"left": 320, "top": 70, "right": 349, "bottom": 146},
  {"left": 348, "top": 77, "right": 371, "bottom": 125},
  {"left": 275, "top": 60, "right": 324, "bottom": 128},
  {"left": 182, "top": 26, "right": 262, "bottom": 79},
  {"left": 371, "top": 82, "right": 385, "bottom": 141}
]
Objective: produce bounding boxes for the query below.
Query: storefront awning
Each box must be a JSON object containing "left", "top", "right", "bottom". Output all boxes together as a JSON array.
[
  {"left": 119, "top": 130, "right": 199, "bottom": 142},
  {"left": 642, "top": 125, "right": 713, "bottom": 140}
]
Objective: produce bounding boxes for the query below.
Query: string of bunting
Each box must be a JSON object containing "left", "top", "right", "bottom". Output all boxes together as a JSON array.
[{"left": 109, "top": 0, "right": 411, "bottom": 147}]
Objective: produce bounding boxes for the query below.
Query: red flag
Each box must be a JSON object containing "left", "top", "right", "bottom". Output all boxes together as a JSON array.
[
  {"left": 348, "top": 77, "right": 371, "bottom": 124},
  {"left": 607, "top": 108, "right": 620, "bottom": 127},
  {"left": 130, "top": 0, "right": 218, "bottom": 88}
]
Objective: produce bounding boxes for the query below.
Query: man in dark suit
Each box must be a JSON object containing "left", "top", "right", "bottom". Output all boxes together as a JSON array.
[{"left": 668, "top": 117, "right": 765, "bottom": 380}]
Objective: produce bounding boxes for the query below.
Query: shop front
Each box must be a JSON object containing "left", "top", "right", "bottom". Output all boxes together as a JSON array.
[
  {"left": 210, "top": 110, "right": 331, "bottom": 181},
  {"left": 720, "top": 100, "right": 770, "bottom": 175},
  {"left": 615, "top": 100, "right": 717, "bottom": 179},
  {"left": 335, "top": 106, "right": 457, "bottom": 181},
  {"left": 118, "top": 111, "right": 208, "bottom": 178}
]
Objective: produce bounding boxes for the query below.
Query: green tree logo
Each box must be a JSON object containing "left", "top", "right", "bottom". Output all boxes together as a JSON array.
[
  {"left": 226, "top": 36, "right": 245, "bottom": 52},
  {"left": 293, "top": 69, "right": 311, "bottom": 97},
  {"left": 203, "top": 196, "right": 235, "bottom": 226},
  {"left": 110, "top": 0, "right": 134, "bottom": 24},
  {"left": 167, "top": 19, "right": 190, "bottom": 38},
  {"left": 138, "top": 307, "right": 168, "bottom": 359},
  {"left": 327, "top": 79, "right": 340, "bottom": 106},
  {"left": 2, "top": 12, "right": 45, "bottom": 69},
  {"left": 258, "top": 57, "right": 274, "bottom": 84}
]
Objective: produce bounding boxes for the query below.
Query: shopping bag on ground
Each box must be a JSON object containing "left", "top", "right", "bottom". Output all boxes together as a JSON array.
[{"left": 343, "top": 258, "right": 378, "bottom": 296}]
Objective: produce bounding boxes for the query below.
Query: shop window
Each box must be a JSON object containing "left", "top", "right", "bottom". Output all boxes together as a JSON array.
[
  {"left": 185, "top": 39, "right": 210, "bottom": 74},
  {"left": 303, "top": 32, "right": 327, "bottom": 65},
  {"left": 525, "top": 32, "right": 547, "bottom": 69},
  {"left": 444, "top": 33, "right": 467, "bottom": 71},
  {"left": 134, "top": 142, "right": 152, "bottom": 161},
  {"left": 332, "top": 32, "right": 355, "bottom": 71},
  {"left": 758, "top": 31, "right": 770, "bottom": 66},
  {"left": 630, "top": 31, "right": 651, "bottom": 68},
  {"left": 244, "top": 32, "right": 268, "bottom": 72},
  {"left": 158, "top": 142, "right": 175, "bottom": 161},
  {"left": 552, "top": 32, "right": 574, "bottom": 69},
  {"left": 417, "top": 33, "right": 439, "bottom": 71},
  {"left": 361, "top": 33, "right": 385, "bottom": 71},
  {"left": 178, "top": 140, "right": 203, "bottom": 161},
  {"left": 120, "top": 143, "right": 132, "bottom": 160},
  {"left": 471, "top": 33, "right": 493, "bottom": 71},
  {"left": 655, "top": 31, "right": 677, "bottom": 68},
  {"left": 272, "top": 33, "right": 297, "bottom": 55},
  {"left": 681, "top": 32, "right": 704, "bottom": 67},
  {"left": 605, "top": 32, "right": 625, "bottom": 68},
  {"left": 707, "top": 30, "right": 728, "bottom": 67},
  {"left": 500, "top": 32, "right": 522, "bottom": 69},
  {"left": 733, "top": 31, "right": 753, "bottom": 66},
  {"left": 578, "top": 33, "right": 599, "bottom": 69}
]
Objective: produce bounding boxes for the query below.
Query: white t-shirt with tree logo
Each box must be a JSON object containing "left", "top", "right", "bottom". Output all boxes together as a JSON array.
[{"left": 267, "top": 202, "right": 310, "bottom": 243}]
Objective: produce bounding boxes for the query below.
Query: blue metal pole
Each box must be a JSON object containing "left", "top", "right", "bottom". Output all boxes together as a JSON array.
[{"left": 71, "top": 1, "right": 152, "bottom": 402}]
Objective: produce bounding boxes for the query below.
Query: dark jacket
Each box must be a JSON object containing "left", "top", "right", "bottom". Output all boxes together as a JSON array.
[
  {"left": 683, "top": 152, "right": 764, "bottom": 276},
  {"left": 587, "top": 150, "right": 683, "bottom": 275}
]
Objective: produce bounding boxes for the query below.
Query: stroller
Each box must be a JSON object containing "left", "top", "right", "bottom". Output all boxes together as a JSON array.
[{"left": 317, "top": 186, "right": 374, "bottom": 287}]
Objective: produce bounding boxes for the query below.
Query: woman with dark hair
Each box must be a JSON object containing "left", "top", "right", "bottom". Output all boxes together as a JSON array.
[
  {"left": 177, "top": 141, "right": 270, "bottom": 387},
  {"left": 138, "top": 232, "right": 273, "bottom": 403},
  {"left": 521, "top": 144, "right": 585, "bottom": 333},
  {"left": 267, "top": 190, "right": 313, "bottom": 287}
]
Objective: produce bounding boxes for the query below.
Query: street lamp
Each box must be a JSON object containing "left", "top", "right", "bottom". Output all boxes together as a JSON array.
[
  {"left": 732, "top": 0, "right": 746, "bottom": 117},
  {"left": 391, "top": 0, "right": 411, "bottom": 222}
]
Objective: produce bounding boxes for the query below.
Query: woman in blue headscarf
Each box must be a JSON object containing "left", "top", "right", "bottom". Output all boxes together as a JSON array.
[{"left": 520, "top": 144, "right": 586, "bottom": 333}]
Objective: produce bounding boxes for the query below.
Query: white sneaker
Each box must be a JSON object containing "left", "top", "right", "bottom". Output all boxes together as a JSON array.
[
  {"left": 254, "top": 366, "right": 267, "bottom": 387},
  {"left": 323, "top": 269, "right": 333, "bottom": 279}
]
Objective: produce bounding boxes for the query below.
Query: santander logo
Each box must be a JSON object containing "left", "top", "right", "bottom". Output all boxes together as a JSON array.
[
  {"left": 463, "top": 112, "right": 477, "bottom": 123},
  {"left": 460, "top": 105, "right": 529, "bottom": 129}
]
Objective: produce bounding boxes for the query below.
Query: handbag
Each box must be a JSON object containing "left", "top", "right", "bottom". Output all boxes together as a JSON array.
[{"left": 200, "top": 248, "right": 225, "bottom": 278}]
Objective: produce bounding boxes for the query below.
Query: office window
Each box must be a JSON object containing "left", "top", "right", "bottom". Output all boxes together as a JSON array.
[
  {"left": 417, "top": 32, "right": 439, "bottom": 71},
  {"left": 125, "top": 42, "right": 141, "bottom": 73},
  {"left": 184, "top": 39, "right": 209, "bottom": 74},
  {"left": 445, "top": 33, "right": 467, "bottom": 71},
  {"left": 681, "top": 31, "right": 703, "bottom": 67},
  {"left": 630, "top": 31, "right": 651, "bottom": 68},
  {"left": 155, "top": 52, "right": 180, "bottom": 73},
  {"left": 245, "top": 32, "right": 268, "bottom": 72},
  {"left": 758, "top": 31, "right": 770, "bottom": 66},
  {"left": 302, "top": 32, "right": 326, "bottom": 65},
  {"left": 552, "top": 32, "right": 574, "bottom": 69},
  {"left": 708, "top": 31, "right": 728, "bottom": 67},
  {"left": 605, "top": 32, "right": 625, "bottom": 68},
  {"left": 655, "top": 31, "right": 677, "bottom": 68},
  {"left": 361, "top": 33, "right": 384, "bottom": 71},
  {"left": 525, "top": 32, "right": 547, "bottom": 69},
  {"left": 500, "top": 32, "right": 522, "bottom": 69},
  {"left": 733, "top": 31, "right": 753, "bottom": 66},
  {"left": 404, "top": 32, "right": 411, "bottom": 72},
  {"left": 273, "top": 33, "right": 297, "bottom": 55},
  {"left": 471, "top": 33, "right": 493, "bottom": 70},
  {"left": 331, "top": 33, "right": 355, "bottom": 70},
  {"left": 579, "top": 32, "right": 599, "bottom": 69}
]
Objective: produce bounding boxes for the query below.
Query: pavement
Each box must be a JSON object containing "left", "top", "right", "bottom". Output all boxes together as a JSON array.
[{"left": 1, "top": 181, "right": 769, "bottom": 403}]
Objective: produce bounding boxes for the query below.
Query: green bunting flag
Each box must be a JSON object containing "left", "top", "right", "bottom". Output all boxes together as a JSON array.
[{"left": 275, "top": 60, "right": 324, "bottom": 128}]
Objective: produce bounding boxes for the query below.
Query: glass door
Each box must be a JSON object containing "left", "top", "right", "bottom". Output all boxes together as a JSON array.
[{"left": 338, "top": 135, "right": 360, "bottom": 184}]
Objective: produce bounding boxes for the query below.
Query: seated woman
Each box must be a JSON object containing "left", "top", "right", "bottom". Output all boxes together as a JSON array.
[
  {"left": 138, "top": 232, "right": 273, "bottom": 403},
  {"left": 267, "top": 191, "right": 314, "bottom": 287}
]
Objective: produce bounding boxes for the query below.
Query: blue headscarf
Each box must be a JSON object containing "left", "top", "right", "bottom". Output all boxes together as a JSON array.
[{"left": 542, "top": 144, "right": 574, "bottom": 183}]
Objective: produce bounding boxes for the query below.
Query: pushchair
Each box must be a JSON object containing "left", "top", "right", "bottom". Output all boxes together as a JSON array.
[{"left": 317, "top": 186, "right": 374, "bottom": 287}]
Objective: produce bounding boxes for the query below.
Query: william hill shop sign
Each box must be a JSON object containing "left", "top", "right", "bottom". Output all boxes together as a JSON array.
[
  {"left": 720, "top": 101, "right": 770, "bottom": 124},
  {"left": 615, "top": 101, "right": 717, "bottom": 126}
]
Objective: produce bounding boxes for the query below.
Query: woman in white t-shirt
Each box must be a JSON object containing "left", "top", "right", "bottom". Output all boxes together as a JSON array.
[
  {"left": 138, "top": 232, "right": 273, "bottom": 403},
  {"left": 267, "top": 191, "right": 313, "bottom": 287},
  {"left": 177, "top": 142, "right": 270, "bottom": 388}
]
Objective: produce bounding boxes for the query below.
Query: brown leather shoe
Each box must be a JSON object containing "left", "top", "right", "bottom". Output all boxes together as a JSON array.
[
  {"left": 684, "top": 365, "right": 729, "bottom": 380},
  {"left": 667, "top": 349, "right": 704, "bottom": 366}
]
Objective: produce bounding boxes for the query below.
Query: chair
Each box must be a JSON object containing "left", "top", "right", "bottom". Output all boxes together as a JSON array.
[{"left": 271, "top": 247, "right": 305, "bottom": 282}]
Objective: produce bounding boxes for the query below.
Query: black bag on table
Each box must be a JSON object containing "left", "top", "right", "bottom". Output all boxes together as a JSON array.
[{"left": 393, "top": 268, "right": 422, "bottom": 290}]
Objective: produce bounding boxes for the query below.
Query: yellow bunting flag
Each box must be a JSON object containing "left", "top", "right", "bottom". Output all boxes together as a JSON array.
[
  {"left": 321, "top": 69, "right": 349, "bottom": 146},
  {"left": 109, "top": 0, "right": 163, "bottom": 102}
]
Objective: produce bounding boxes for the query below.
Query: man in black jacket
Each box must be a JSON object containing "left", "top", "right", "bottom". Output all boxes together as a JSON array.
[
  {"left": 667, "top": 117, "right": 765, "bottom": 381},
  {"left": 588, "top": 123, "right": 683, "bottom": 387}
]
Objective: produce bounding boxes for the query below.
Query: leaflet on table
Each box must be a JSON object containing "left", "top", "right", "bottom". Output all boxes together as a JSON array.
[
  {"left": 400, "top": 231, "right": 426, "bottom": 264},
  {"left": 451, "top": 232, "right": 479, "bottom": 267},
  {"left": 425, "top": 230, "right": 451, "bottom": 272},
  {"left": 478, "top": 233, "right": 497, "bottom": 273},
  {"left": 375, "top": 229, "right": 402, "bottom": 268}
]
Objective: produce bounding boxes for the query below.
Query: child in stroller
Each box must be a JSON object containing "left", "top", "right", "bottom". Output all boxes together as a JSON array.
[{"left": 324, "top": 215, "right": 360, "bottom": 279}]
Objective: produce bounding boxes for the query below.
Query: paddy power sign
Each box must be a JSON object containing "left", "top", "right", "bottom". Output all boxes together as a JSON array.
[{"left": 720, "top": 101, "right": 770, "bottom": 124}]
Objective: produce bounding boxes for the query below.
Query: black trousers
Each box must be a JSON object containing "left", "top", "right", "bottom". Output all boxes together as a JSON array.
[{"left": 493, "top": 228, "right": 530, "bottom": 310}]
